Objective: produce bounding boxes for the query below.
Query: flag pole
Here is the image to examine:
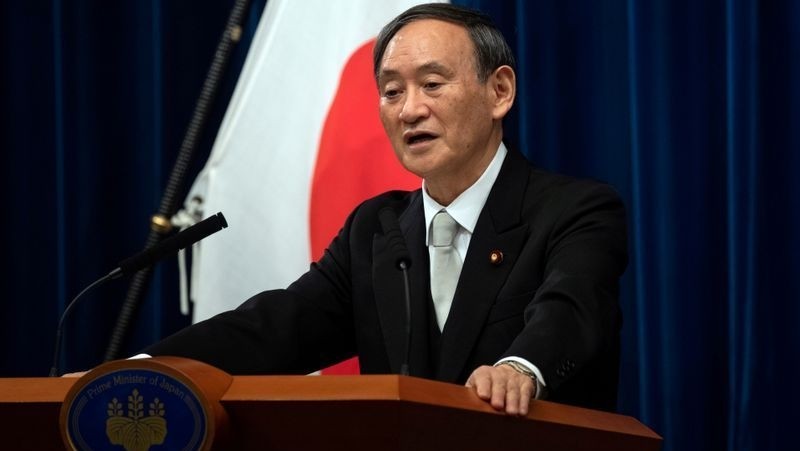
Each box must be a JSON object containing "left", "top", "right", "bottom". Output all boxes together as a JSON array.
[{"left": 103, "top": 0, "right": 253, "bottom": 362}]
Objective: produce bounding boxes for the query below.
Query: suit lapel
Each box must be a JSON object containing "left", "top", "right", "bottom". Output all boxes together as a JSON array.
[
  {"left": 372, "top": 193, "right": 429, "bottom": 375},
  {"left": 436, "top": 150, "right": 531, "bottom": 381}
]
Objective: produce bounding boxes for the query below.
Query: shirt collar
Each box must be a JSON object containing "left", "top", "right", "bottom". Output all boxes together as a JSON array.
[{"left": 422, "top": 143, "right": 508, "bottom": 244}]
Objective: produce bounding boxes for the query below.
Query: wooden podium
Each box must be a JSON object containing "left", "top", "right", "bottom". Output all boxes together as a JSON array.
[{"left": 0, "top": 358, "right": 661, "bottom": 450}]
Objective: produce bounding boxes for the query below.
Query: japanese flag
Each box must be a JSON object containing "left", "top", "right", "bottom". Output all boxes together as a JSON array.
[{"left": 184, "top": 0, "right": 446, "bottom": 372}]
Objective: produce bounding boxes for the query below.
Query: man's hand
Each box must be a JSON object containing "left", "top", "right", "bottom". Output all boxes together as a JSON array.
[
  {"left": 61, "top": 371, "right": 88, "bottom": 378},
  {"left": 465, "top": 364, "right": 536, "bottom": 416}
]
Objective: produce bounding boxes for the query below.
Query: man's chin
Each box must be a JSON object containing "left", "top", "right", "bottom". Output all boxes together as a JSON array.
[{"left": 396, "top": 156, "right": 435, "bottom": 180}]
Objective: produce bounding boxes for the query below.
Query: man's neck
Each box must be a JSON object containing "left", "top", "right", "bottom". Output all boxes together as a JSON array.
[
  {"left": 425, "top": 140, "right": 502, "bottom": 206},
  {"left": 421, "top": 143, "right": 508, "bottom": 243}
]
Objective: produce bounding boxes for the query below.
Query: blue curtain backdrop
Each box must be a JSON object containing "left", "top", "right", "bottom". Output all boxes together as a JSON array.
[
  {"left": 2, "top": 1, "right": 798, "bottom": 450},
  {"left": 1, "top": 0, "right": 266, "bottom": 373}
]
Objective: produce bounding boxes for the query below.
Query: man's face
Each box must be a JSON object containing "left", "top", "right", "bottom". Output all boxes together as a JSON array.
[{"left": 377, "top": 20, "right": 501, "bottom": 187}]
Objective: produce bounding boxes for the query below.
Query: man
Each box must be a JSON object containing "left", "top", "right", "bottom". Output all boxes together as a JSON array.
[{"left": 144, "top": 3, "right": 627, "bottom": 416}]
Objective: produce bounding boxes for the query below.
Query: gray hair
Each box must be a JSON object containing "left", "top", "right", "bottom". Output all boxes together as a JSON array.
[{"left": 374, "top": 3, "right": 516, "bottom": 83}]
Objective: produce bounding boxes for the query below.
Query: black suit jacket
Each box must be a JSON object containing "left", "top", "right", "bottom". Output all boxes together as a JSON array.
[{"left": 146, "top": 150, "right": 628, "bottom": 411}]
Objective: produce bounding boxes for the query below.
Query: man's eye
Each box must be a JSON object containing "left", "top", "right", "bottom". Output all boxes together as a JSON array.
[
  {"left": 424, "top": 82, "right": 442, "bottom": 90},
  {"left": 383, "top": 89, "right": 400, "bottom": 98}
]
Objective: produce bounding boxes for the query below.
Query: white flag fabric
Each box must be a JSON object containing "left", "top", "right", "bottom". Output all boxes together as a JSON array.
[{"left": 186, "top": 0, "right": 446, "bottom": 324}]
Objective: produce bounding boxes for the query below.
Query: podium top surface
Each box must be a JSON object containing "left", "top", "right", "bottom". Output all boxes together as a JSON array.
[
  {"left": 0, "top": 374, "right": 661, "bottom": 451},
  {"left": 222, "top": 374, "right": 660, "bottom": 439}
]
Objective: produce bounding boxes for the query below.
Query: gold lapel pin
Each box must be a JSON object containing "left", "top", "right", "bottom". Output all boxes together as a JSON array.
[{"left": 489, "top": 250, "right": 504, "bottom": 265}]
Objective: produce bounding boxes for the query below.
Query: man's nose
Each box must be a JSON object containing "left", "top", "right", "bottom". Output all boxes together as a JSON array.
[{"left": 398, "top": 90, "right": 430, "bottom": 123}]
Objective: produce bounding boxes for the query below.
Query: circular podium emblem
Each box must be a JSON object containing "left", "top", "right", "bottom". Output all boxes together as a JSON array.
[{"left": 61, "top": 358, "right": 230, "bottom": 451}]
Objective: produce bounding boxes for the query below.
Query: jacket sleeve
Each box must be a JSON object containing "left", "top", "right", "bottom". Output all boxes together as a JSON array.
[
  {"left": 143, "top": 208, "right": 364, "bottom": 375},
  {"left": 502, "top": 181, "right": 628, "bottom": 409}
]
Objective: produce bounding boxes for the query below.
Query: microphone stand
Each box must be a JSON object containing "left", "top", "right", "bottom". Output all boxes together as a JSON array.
[
  {"left": 50, "top": 272, "right": 116, "bottom": 376},
  {"left": 102, "top": 0, "right": 252, "bottom": 362},
  {"left": 52, "top": 213, "right": 227, "bottom": 375},
  {"left": 399, "top": 261, "right": 412, "bottom": 376}
]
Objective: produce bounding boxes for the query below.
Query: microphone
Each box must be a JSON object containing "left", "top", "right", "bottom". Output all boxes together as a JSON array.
[
  {"left": 49, "top": 212, "right": 228, "bottom": 376},
  {"left": 112, "top": 212, "right": 228, "bottom": 279},
  {"left": 378, "top": 207, "right": 413, "bottom": 376}
]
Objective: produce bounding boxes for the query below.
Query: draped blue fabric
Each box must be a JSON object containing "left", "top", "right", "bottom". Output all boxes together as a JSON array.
[
  {"left": 0, "top": 0, "right": 266, "bottom": 373},
  {"left": 458, "top": 1, "right": 800, "bottom": 449},
  {"left": 2, "top": 1, "right": 798, "bottom": 450}
]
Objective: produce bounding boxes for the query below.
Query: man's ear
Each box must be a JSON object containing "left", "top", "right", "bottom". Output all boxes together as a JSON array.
[{"left": 489, "top": 65, "right": 516, "bottom": 120}]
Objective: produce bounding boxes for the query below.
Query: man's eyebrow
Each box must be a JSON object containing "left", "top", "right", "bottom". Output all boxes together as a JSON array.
[
  {"left": 377, "top": 61, "right": 455, "bottom": 84},
  {"left": 377, "top": 68, "right": 400, "bottom": 85},
  {"left": 415, "top": 61, "right": 454, "bottom": 77}
]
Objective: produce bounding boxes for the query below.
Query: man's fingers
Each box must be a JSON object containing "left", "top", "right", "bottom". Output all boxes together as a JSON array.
[
  {"left": 490, "top": 375, "right": 507, "bottom": 410},
  {"left": 502, "top": 374, "right": 534, "bottom": 416},
  {"left": 510, "top": 379, "right": 533, "bottom": 415},
  {"left": 516, "top": 387, "right": 531, "bottom": 416},
  {"left": 466, "top": 366, "right": 493, "bottom": 400},
  {"left": 466, "top": 364, "right": 536, "bottom": 416},
  {"left": 504, "top": 383, "right": 520, "bottom": 415}
]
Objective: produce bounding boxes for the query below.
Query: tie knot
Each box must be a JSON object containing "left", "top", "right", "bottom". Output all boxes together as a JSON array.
[{"left": 431, "top": 211, "right": 459, "bottom": 247}]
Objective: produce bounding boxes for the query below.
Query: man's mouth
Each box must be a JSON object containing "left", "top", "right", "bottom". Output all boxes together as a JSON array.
[{"left": 405, "top": 132, "right": 437, "bottom": 146}]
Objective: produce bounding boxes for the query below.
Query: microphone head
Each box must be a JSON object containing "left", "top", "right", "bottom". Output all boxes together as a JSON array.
[
  {"left": 214, "top": 212, "right": 228, "bottom": 229},
  {"left": 117, "top": 211, "right": 228, "bottom": 277}
]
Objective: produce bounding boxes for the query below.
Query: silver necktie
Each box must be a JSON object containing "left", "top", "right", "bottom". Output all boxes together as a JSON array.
[{"left": 430, "top": 210, "right": 463, "bottom": 330}]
